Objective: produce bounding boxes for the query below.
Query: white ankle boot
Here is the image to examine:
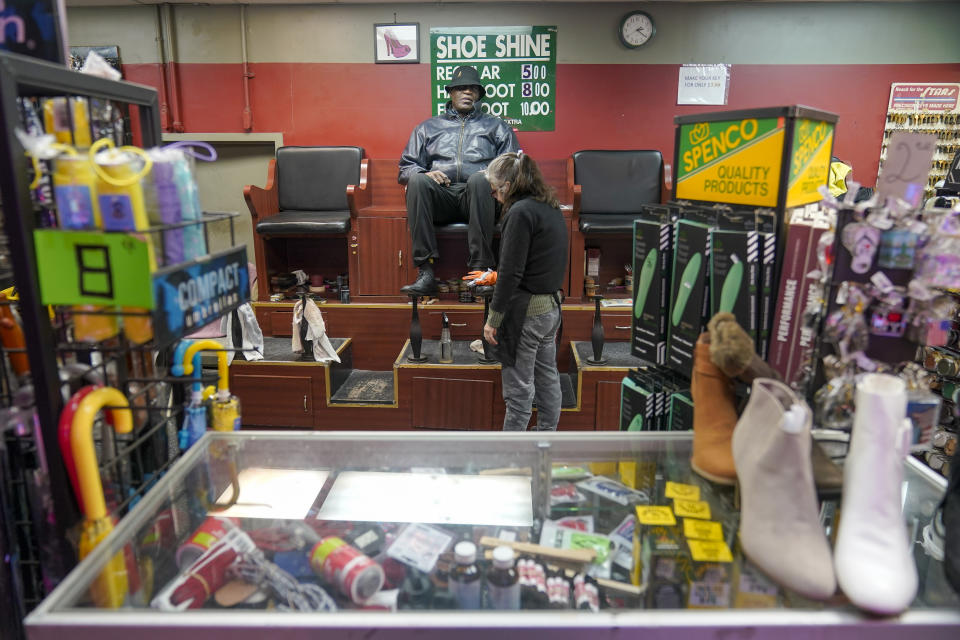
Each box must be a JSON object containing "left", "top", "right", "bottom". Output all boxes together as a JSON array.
[
  {"left": 834, "top": 373, "right": 917, "bottom": 615},
  {"left": 732, "top": 378, "right": 837, "bottom": 600}
]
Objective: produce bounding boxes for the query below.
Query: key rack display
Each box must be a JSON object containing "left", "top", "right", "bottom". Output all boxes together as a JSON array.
[
  {"left": 0, "top": 50, "right": 247, "bottom": 639},
  {"left": 880, "top": 83, "right": 960, "bottom": 202}
]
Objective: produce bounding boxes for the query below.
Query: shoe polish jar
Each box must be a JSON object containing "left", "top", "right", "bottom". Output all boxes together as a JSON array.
[
  {"left": 449, "top": 541, "right": 481, "bottom": 609},
  {"left": 310, "top": 536, "right": 385, "bottom": 604},
  {"left": 487, "top": 545, "right": 520, "bottom": 609}
]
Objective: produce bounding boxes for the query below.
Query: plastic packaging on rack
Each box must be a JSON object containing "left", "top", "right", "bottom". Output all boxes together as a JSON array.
[
  {"left": 145, "top": 148, "right": 186, "bottom": 266},
  {"left": 164, "top": 141, "right": 217, "bottom": 261}
]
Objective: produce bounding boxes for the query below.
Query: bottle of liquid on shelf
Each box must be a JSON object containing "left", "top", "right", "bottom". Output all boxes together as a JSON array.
[
  {"left": 145, "top": 148, "right": 184, "bottom": 266},
  {"left": 487, "top": 545, "right": 520, "bottom": 610},
  {"left": 91, "top": 140, "right": 156, "bottom": 343},
  {"left": 449, "top": 541, "right": 481, "bottom": 610},
  {"left": 170, "top": 151, "right": 207, "bottom": 261},
  {"left": 52, "top": 151, "right": 101, "bottom": 230},
  {"left": 439, "top": 312, "right": 453, "bottom": 363}
]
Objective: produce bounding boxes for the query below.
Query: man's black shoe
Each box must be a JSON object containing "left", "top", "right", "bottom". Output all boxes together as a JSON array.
[
  {"left": 401, "top": 269, "right": 439, "bottom": 296},
  {"left": 472, "top": 285, "right": 495, "bottom": 298}
]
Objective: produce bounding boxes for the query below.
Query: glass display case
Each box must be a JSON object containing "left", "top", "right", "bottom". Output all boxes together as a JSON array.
[{"left": 25, "top": 431, "right": 960, "bottom": 639}]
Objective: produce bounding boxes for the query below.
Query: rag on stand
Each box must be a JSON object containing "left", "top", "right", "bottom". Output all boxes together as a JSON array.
[{"left": 292, "top": 298, "right": 341, "bottom": 363}]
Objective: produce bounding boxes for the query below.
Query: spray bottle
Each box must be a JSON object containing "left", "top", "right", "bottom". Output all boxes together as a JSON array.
[
  {"left": 173, "top": 340, "right": 208, "bottom": 450},
  {"left": 182, "top": 339, "right": 241, "bottom": 432},
  {"left": 439, "top": 312, "right": 453, "bottom": 363}
]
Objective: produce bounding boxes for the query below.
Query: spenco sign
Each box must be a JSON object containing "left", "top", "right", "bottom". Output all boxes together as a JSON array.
[
  {"left": 681, "top": 119, "right": 761, "bottom": 174},
  {"left": 676, "top": 117, "right": 784, "bottom": 207}
]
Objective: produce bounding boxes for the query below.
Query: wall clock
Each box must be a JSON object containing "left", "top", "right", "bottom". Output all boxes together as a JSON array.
[{"left": 618, "top": 11, "right": 656, "bottom": 49}]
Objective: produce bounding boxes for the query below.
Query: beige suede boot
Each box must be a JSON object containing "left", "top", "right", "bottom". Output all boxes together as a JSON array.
[
  {"left": 732, "top": 378, "right": 836, "bottom": 600},
  {"left": 691, "top": 336, "right": 738, "bottom": 485}
]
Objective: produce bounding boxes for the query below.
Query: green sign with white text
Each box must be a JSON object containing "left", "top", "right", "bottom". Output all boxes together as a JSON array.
[{"left": 431, "top": 26, "right": 556, "bottom": 132}]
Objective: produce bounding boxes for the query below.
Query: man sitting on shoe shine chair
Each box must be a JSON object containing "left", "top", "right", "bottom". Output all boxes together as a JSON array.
[{"left": 398, "top": 65, "right": 520, "bottom": 296}]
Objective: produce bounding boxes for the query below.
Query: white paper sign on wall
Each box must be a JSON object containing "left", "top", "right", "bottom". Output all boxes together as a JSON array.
[{"left": 677, "top": 64, "right": 730, "bottom": 106}]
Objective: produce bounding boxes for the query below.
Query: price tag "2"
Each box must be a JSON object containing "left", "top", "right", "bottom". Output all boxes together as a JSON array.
[{"left": 877, "top": 131, "right": 938, "bottom": 207}]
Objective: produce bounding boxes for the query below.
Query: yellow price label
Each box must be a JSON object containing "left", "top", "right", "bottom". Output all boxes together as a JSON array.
[
  {"left": 683, "top": 518, "right": 723, "bottom": 541},
  {"left": 636, "top": 505, "right": 677, "bottom": 526},
  {"left": 673, "top": 499, "right": 711, "bottom": 520},
  {"left": 688, "top": 539, "right": 733, "bottom": 563},
  {"left": 664, "top": 481, "right": 700, "bottom": 501}
]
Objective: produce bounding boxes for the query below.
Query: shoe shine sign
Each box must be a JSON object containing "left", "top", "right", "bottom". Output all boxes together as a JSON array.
[{"left": 431, "top": 26, "right": 557, "bottom": 132}]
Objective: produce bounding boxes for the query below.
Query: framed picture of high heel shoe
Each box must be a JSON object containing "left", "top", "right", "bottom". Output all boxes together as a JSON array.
[{"left": 374, "top": 23, "right": 419, "bottom": 64}]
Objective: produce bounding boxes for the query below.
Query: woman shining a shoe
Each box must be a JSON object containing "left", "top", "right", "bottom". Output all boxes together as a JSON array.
[{"left": 483, "top": 152, "right": 568, "bottom": 431}]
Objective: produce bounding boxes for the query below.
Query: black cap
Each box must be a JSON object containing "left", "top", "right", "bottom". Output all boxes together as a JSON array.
[{"left": 444, "top": 65, "right": 486, "bottom": 99}]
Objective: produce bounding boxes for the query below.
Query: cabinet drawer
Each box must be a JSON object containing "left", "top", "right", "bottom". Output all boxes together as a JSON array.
[
  {"left": 269, "top": 310, "right": 294, "bottom": 337},
  {"left": 425, "top": 310, "right": 484, "bottom": 340},
  {"left": 233, "top": 373, "right": 313, "bottom": 427},
  {"left": 601, "top": 312, "right": 633, "bottom": 341}
]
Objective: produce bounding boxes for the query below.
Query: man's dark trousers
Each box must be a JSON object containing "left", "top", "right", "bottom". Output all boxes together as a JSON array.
[{"left": 405, "top": 171, "right": 496, "bottom": 270}]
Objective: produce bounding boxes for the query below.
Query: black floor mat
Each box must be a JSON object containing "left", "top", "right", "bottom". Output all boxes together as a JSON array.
[
  {"left": 560, "top": 372, "right": 577, "bottom": 408},
  {"left": 574, "top": 341, "right": 638, "bottom": 368},
  {"left": 256, "top": 336, "right": 347, "bottom": 363},
  {"left": 330, "top": 370, "right": 394, "bottom": 404},
  {"left": 530, "top": 373, "right": 578, "bottom": 411},
  {"left": 400, "top": 339, "right": 498, "bottom": 365}
]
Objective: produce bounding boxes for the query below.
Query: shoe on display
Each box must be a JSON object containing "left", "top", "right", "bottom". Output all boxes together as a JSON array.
[
  {"left": 707, "top": 312, "right": 844, "bottom": 496},
  {"left": 732, "top": 378, "right": 836, "bottom": 600},
  {"left": 401, "top": 265, "right": 439, "bottom": 297},
  {"left": 834, "top": 373, "right": 918, "bottom": 615},
  {"left": 690, "top": 335, "right": 738, "bottom": 485}
]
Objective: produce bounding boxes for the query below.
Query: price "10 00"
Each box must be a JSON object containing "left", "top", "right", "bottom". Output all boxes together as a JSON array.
[{"left": 520, "top": 101, "right": 551, "bottom": 116}]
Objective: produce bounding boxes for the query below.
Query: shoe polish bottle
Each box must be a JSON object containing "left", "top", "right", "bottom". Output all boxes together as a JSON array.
[
  {"left": 449, "top": 541, "right": 481, "bottom": 609},
  {"left": 487, "top": 545, "right": 520, "bottom": 610},
  {"left": 439, "top": 312, "right": 453, "bottom": 363}
]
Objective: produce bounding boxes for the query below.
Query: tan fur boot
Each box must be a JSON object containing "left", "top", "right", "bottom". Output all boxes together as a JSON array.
[
  {"left": 708, "top": 312, "right": 781, "bottom": 383},
  {"left": 691, "top": 335, "right": 738, "bottom": 485},
  {"left": 707, "top": 312, "right": 844, "bottom": 496}
]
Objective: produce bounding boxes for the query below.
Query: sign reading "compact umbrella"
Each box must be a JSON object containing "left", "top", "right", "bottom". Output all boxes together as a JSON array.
[{"left": 151, "top": 246, "right": 249, "bottom": 347}]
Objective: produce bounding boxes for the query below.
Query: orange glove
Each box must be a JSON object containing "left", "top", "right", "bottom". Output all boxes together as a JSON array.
[{"left": 462, "top": 269, "right": 497, "bottom": 286}]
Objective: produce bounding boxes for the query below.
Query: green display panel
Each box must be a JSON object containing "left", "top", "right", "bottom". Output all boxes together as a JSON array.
[
  {"left": 431, "top": 26, "right": 557, "bottom": 132},
  {"left": 34, "top": 230, "right": 154, "bottom": 308}
]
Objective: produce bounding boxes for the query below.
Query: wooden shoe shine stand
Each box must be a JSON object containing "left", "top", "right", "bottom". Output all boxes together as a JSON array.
[
  {"left": 234, "top": 302, "right": 644, "bottom": 431},
  {"left": 238, "top": 156, "right": 659, "bottom": 431}
]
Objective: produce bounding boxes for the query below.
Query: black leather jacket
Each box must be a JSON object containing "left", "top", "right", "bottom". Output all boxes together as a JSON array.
[{"left": 398, "top": 103, "right": 519, "bottom": 185}]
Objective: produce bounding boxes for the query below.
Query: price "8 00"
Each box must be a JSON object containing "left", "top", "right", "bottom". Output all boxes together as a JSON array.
[{"left": 521, "top": 82, "right": 550, "bottom": 98}]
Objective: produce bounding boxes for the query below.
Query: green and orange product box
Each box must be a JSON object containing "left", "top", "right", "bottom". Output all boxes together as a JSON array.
[{"left": 673, "top": 106, "right": 837, "bottom": 211}]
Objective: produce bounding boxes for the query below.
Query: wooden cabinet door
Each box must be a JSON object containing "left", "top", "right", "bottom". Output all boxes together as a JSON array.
[
  {"left": 355, "top": 217, "right": 410, "bottom": 295},
  {"left": 233, "top": 372, "right": 314, "bottom": 427}
]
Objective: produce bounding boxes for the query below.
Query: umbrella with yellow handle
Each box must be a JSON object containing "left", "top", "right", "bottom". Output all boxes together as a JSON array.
[
  {"left": 71, "top": 386, "right": 133, "bottom": 608},
  {"left": 182, "top": 340, "right": 241, "bottom": 432}
]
